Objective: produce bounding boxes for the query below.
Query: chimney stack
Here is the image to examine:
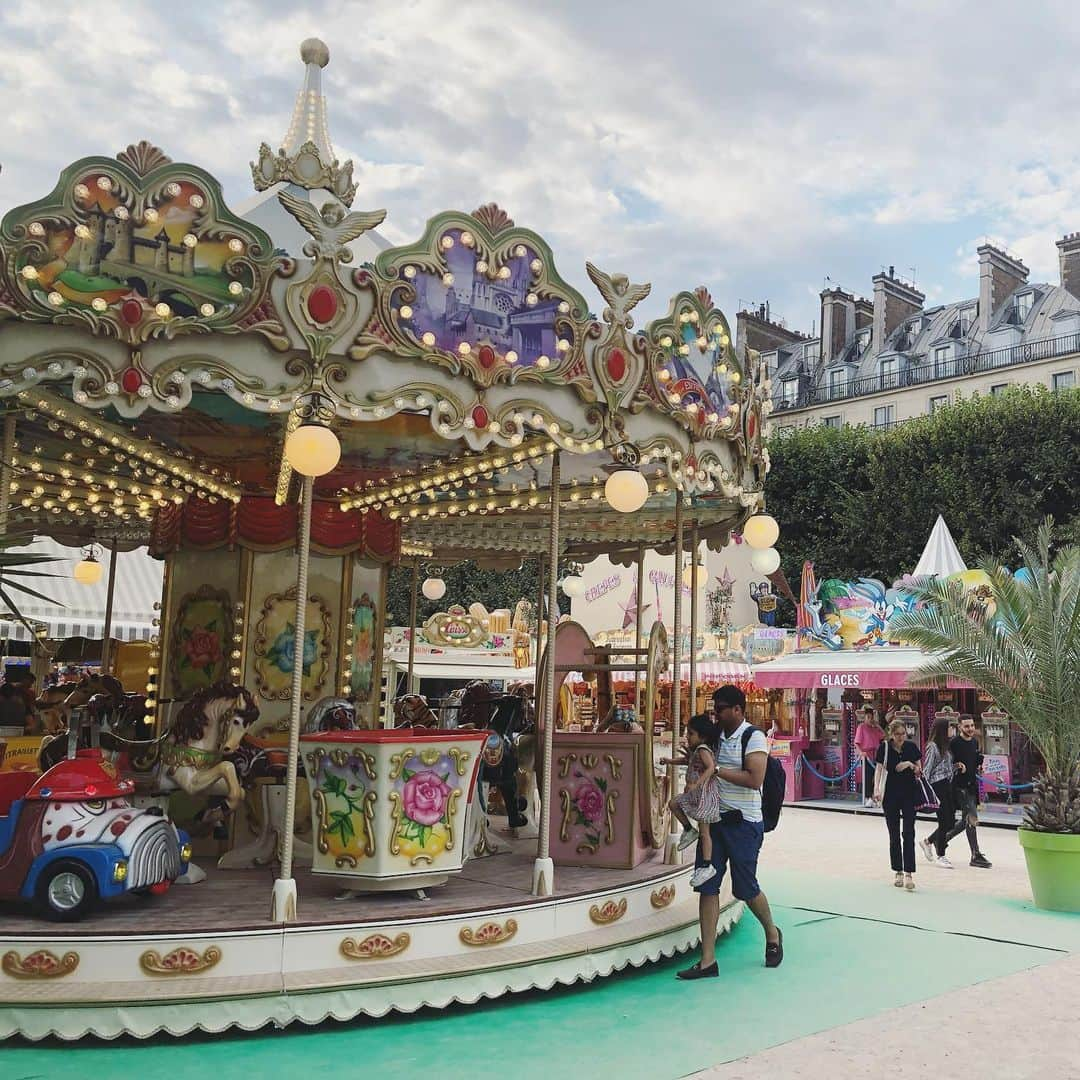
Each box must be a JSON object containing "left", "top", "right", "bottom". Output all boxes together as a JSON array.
[
  {"left": 978, "top": 244, "right": 1028, "bottom": 335},
  {"left": 735, "top": 304, "right": 807, "bottom": 357},
  {"left": 820, "top": 287, "right": 855, "bottom": 363},
  {"left": 871, "top": 267, "right": 924, "bottom": 357},
  {"left": 1056, "top": 232, "right": 1080, "bottom": 300}
]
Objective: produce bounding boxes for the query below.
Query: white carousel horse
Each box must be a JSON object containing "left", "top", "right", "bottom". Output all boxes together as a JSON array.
[{"left": 155, "top": 683, "right": 260, "bottom": 810}]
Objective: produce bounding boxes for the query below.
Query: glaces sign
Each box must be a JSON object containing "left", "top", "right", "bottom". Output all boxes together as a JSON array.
[
  {"left": 819, "top": 673, "right": 860, "bottom": 687},
  {"left": 584, "top": 574, "right": 621, "bottom": 604}
]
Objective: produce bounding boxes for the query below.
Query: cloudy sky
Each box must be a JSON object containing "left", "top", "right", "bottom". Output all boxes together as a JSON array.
[{"left": 4, "top": 0, "right": 1080, "bottom": 333}]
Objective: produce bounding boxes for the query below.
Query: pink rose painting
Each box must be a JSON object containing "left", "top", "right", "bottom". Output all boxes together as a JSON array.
[
  {"left": 184, "top": 627, "right": 222, "bottom": 671},
  {"left": 568, "top": 770, "right": 609, "bottom": 853},
  {"left": 573, "top": 780, "right": 605, "bottom": 826},
  {"left": 403, "top": 770, "right": 453, "bottom": 826},
  {"left": 396, "top": 758, "right": 458, "bottom": 855}
]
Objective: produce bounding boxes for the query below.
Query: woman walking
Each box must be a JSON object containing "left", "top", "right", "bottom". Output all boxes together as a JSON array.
[
  {"left": 920, "top": 718, "right": 956, "bottom": 868},
  {"left": 873, "top": 718, "right": 922, "bottom": 891}
]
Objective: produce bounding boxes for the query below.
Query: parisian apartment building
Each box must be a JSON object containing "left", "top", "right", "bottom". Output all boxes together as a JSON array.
[{"left": 740, "top": 233, "right": 1080, "bottom": 433}]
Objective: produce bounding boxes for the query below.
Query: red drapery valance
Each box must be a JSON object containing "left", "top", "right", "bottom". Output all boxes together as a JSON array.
[{"left": 150, "top": 496, "right": 399, "bottom": 560}]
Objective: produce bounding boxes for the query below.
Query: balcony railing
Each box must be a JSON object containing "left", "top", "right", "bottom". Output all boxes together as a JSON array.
[{"left": 780, "top": 328, "right": 1080, "bottom": 409}]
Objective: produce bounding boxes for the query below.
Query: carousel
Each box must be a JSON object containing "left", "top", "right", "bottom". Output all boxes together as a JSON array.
[{"left": 0, "top": 40, "right": 775, "bottom": 1040}]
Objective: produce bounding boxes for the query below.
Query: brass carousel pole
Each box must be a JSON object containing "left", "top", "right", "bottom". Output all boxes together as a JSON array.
[
  {"left": 634, "top": 543, "right": 645, "bottom": 721},
  {"left": 666, "top": 493, "right": 685, "bottom": 864},
  {"left": 0, "top": 412, "right": 14, "bottom": 539},
  {"left": 406, "top": 559, "right": 419, "bottom": 694},
  {"left": 272, "top": 473, "right": 313, "bottom": 923},
  {"left": 99, "top": 539, "right": 119, "bottom": 674},
  {"left": 533, "top": 450, "right": 560, "bottom": 896},
  {"left": 689, "top": 520, "right": 699, "bottom": 720}
]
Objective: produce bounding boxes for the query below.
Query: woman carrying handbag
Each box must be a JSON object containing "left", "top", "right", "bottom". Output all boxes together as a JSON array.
[
  {"left": 873, "top": 718, "right": 923, "bottom": 891},
  {"left": 920, "top": 718, "right": 956, "bottom": 868}
]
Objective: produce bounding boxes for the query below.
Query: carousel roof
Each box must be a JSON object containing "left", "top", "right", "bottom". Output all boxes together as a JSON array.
[{"left": 0, "top": 39, "right": 772, "bottom": 565}]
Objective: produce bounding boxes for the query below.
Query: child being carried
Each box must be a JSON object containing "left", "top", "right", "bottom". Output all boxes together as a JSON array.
[{"left": 663, "top": 714, "right": 722, "bottom": 889}]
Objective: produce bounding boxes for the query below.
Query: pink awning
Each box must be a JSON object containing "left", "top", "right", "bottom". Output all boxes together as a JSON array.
[{"left": 752, "top": 648, "right": 973, "bottom": 691}]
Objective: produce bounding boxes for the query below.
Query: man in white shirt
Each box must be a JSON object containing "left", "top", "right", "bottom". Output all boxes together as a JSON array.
[{"left": 678, "top": 684, "right": 783, "bottom": 978}]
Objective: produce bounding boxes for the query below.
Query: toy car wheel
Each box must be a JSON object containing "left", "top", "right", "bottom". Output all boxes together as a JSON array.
[{"left": 35, "top": 860, "right": 99, "bottom": 921}]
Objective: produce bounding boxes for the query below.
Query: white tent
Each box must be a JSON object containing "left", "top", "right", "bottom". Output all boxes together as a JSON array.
[
  {"left": 0, "top": 537, "right": 163, "bottom": 642},
  {"left": 911, "top": 515, "right": 967, "bottom": 578}
]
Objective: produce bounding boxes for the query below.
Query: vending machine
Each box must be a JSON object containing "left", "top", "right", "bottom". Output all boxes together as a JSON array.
[
  {"left": 978, "top": 705, "right": 1011, "bottom": 797},
  {"left": 819, "top": 706, "right": 846, "bottom": 799},
  {"left": 892, "top": 704, "right": 922, "bottom": 749}
]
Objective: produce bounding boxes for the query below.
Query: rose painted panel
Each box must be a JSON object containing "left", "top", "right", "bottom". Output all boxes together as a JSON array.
[
  {"left": 300, "top": 729, "right": 485, "bottom": 885},
  {"left": 548, "top": 732, "right": 647, "bottom": 870}
]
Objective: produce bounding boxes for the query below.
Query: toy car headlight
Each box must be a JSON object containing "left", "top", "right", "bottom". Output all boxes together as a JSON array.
[
  {"left": 113, "top": 860, "right": 128, "bottom": 883},
  {"left": 180, "top": 841, "right": 192, "bottom": 862}
]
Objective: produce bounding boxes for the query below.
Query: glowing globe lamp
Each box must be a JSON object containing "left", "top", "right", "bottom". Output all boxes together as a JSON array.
[
  {"left": 743, "top": 513, "right": 779, "bottom": 550},
  {"left": 750, "top": 547, "right": 781, "bottom": 575},
  {"left": 604, "top": 468, "right": 648, "bottom": 514},
  {"left": 561, "top": 575, "right": 584, "bottom": 598},
  {"left": 285, "top": 424, "right": 341, "bottom": 477},
  {"left": 74, "top": 554, "right": 102, "bottom": 586},
  {"left": 682, "top": 561, "right": 703, "bottom": 589},
  {"left": 422, "top": 577, "right": 446, "bottom": 601}
]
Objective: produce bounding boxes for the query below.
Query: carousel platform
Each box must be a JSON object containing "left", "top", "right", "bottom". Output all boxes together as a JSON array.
[{"left": 0, "top": 836, "right": 739, "bottom": 1042}]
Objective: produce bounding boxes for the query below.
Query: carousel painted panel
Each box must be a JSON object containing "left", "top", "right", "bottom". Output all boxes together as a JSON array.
[
  {"left": 300, "top": 729, "right": 485, "bottom": 885},
  {"left": 548, "top": 732, "right": 647, "bottom": 870}
]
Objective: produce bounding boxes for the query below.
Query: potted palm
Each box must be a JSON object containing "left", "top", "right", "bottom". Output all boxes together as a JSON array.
[{"left": 891, "top": 520, "right": 1080, "bottom": 912}]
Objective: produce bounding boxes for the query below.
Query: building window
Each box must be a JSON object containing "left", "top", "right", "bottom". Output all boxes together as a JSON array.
[
  {"left": 780, "top": 378, "right": 798, "bottom": 407},
  {"left": 776, "top": 424, "right": 795, "bottom": 437},
  {"left": 959, "top": 307, "right": 975, "bottom": 335},
  {"left": 933, "top": 346, "right": 955, "bottom": 379},
  {"left": 880, "top": 357, "right": 900, "bottom": 388},
  {"left": 929, "top": 395, "right": 948, "bottom": 414},
  {"left": 989, "top": 383, "right": 1009, "bottom": 396},
  {"left": 804, "top": 342, "right": 821, "bottom": 366},
  {"left": 823, "top": 415, "right": 842, "bottom": 429},
  {"left": 873, "top": 404, "right": 895, "bottom": 429},
  {"left": 828, "top": 368, "right": 847, "bottom": 399},
  {"left": 1052, "top": 371, "right": 1076, "bottom": 392},
  {"left": 855, "top": 330, "right": 870, "bottom": 356},
  {"left": 1014, "top": 292, "right": 1033, "bottom": 323}
]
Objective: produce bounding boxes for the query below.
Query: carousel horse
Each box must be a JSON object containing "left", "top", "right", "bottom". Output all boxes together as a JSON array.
[
  {"left": 151, "top": 683, "right": 260, "bottom": 814},
  {"left": 303, "top": 697, "right": 359, "bottom": 734},
  {"left": 393, "top": 693, "right": 439, "bottom": 728}
]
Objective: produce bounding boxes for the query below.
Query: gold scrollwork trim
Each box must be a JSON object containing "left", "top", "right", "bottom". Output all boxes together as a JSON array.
[
  {"left": 388, "top": 790, "right": 402, "bottom": 855},
  {"left": 419, "top": 747, "right": 441, "bottom": 767},
  {"left": 389, "top": 747, "right": 416, "bottom": 780},
  {"left": 340, "top": 933, "right": 411, "bottom": 960},
  {"left": 312, "top": 788, "right": 331, "bottom": 855},
  {"left": 139, "top": 946, "right": 222, "bottom": 976},
  {"left": 557, "top": 752, "right": 577, "bottom": 779},
  {"left": 581, "top": 753, "right": 598, "bottom": 768},
  {"left": 650, "top": 884, "right": 676, "bottom": 909},
  {"left": 459, "top": 918, "right": 518, "bottom": 947},
  {"left": 2, "top": 949, "right": 79, "bottom": 980},
  {"left": 604, "top": 789, "right": 619, "bottom": 845},
  {"left": 589, "top": 898, "right": 628, "bottom": 925},
  {"left": 444, "top": 787, "right": 462, "bottom": 851},
  {"left": 604, "top": 753, "right": 622, "bottom": 780},
  {"left": 362, "top": 789, "right": 377, "bottom": 857},
  {"left": 559, "top": 787, "right": 573, "bottom": 843},
  {"left": 448, "top": 747, "right": 471, "bottom": 777}
]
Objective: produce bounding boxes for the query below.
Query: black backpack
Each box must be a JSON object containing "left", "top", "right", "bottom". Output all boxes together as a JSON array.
[{"left": 741, "top": 727, "right": 785, "bottom": 833}]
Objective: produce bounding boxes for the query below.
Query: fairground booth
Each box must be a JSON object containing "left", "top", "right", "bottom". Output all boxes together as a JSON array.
[
  {"left": 753, "top": 517, "right": 1037, "bottom": 806},
  {"left": 0, "top": 41, "right": 778, "bottom": 1039}
]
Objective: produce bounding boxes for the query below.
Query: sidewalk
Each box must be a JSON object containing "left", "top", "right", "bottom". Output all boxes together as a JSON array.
[{"left": 790, "top": 795, "right": 1027, "bottom": 829}]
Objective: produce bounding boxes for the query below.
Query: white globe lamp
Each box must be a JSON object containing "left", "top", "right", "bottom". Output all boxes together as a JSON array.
[
  {"left": 73, "top": 552, "right": 102, "bottom": 586},
  {"left": 743, "top": 513, "right": 779, "bottom": 550},
  {"left": 682, "top": 560, "right": 704, "bottom": 590},
  {"left": 421, "top": 577, "right": 446, "bottom": 601},
  {"left": 561, "top": 575, "right": 584, "bottom": 598},
  {"left": 604, "top": 468, "right": 648, "bottom": 514},
  {"left": 285, "top": 424, "right": 341, "bottom": 477},
  {"left": 750, "top": 547, "right": 781, "bottom": 575}
]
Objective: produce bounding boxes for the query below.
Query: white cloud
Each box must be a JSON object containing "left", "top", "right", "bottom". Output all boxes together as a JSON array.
[{"left": 2, "top": 0, "right": 1080, "bottom": 332}]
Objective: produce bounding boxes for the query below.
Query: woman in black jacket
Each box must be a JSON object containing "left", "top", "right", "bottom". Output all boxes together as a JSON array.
[
  {"left": 873, "top": 717, "right": 922, "bottom": 891},
  {"left": 920, "top": 718, "right": 956, "bottom": 868}
]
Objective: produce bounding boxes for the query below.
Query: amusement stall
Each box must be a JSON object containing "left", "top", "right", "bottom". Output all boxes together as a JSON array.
[
  {"left": 0, "top": 40, "right": 777, "bottom": 1040},
  {"left": 752, "top": 518, "right": 1036, "bottom": 805}
]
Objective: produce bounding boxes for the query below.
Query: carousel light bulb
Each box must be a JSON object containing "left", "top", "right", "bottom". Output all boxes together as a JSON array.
[
  {"left": 200, "top": 303, "right": 215, "bottom": 317},
  {"left": 48, "top": 291, "right": 65, "bottom": 306},
  {"left": 399, "top": 305, "right": 413, "bottom": 319},
  {"left": 228, "top": 281, "right": 243, "bottom": 295},
  {"left": 557, "top": 339, "right": 570, "bottom": 352},
  {"left": 604, "top": 468, "right": 648, "bottom": 514},
  {"left": 422, "top": 331, "right": 436, "bottom": 347},
  {"left": 743, "top": 513, "right": 779, "bottom": 549},
  {"left": 403, "top": 265, "right": 417, "bottom": 279},
  {"left": 155, "top": 302, "right": 171, "bottom": 318},
  {"left": 537, "top": 355, "right": 550, "bottom": 369},
  {"left": 228, "top": 238, "right": 244, "bottom": 253},
  {"left": 458, "top": 342, "right": 471, "bottom": 355},
  {"left": 284, "top": 424, "right": 341, "bottom": 477},
  {"left": 498, "top": 266, "right": 511, "bottom": 280},
  {"left": 440, "top": 234, "right": 454, "bottom": 250},
  {"left": 20, "top": 265, "right": 39, "bottom": 281},
  {"left": 505, "top": 350, "right": 518, "bottom": 363},
  {"left": 144, "top": 208, "right": 159, "bottom": 223},
  {"left": 73, "top": 554, "right": 103, "bottom": 585},
  {"left": 442, "top": 272, "right": 454, "bottom": 286},
  {"left": 182, "top": 233, "right": 198, "bottom": 248},
  {"left": 422, "top": 577, "right": 446, "bottom": 601},
  {"left": 460, "top": 230, "right": 475, "bottom": 247},
  {"left": 750, "top": 547, "right": 781, "bottom": 575}
]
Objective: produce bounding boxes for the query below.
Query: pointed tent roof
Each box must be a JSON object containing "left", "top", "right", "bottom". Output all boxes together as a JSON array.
[{"left": 911, "top": 515, "right": 967, "bottom": 578}]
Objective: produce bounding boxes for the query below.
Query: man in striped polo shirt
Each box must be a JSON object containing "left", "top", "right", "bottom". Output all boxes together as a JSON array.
[{"left": 678, "top": 684, "right": 783, "bottom": 978}]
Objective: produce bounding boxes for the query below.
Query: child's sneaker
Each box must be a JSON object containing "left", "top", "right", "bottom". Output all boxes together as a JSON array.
[
  {"left": 689, "top": 864, "right": 717, "bottom": 889},
  {"left": 677, "top": 827, "right": 699, "bottom": 852}
]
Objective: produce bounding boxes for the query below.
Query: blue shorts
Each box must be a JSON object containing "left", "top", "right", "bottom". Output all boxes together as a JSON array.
[{"left": 694, "top": 815, "right": 764, "bottom": 901}]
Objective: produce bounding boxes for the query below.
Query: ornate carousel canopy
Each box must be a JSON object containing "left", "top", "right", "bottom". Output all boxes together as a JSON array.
[{"left": 0, "top": 40, "right": 772, "bottom": 564}]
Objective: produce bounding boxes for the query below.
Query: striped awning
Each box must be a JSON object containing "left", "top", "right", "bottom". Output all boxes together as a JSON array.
[
  {"left": 0, "top": 538, "right": 163, "bottom": 643},
  {"left": 567, "top": 660, "right": 753, "bottom": 685}
]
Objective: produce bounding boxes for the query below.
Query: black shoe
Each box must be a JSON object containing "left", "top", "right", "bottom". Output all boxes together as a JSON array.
[
  {"left": 970, "top": 853, "right": 992, "bottom": 869},
  {"left": 765, "top": 928, "right": 784, "bottom": 968},
  {"left": 676, "top": 961, "right": 718, "bottom": 980}
]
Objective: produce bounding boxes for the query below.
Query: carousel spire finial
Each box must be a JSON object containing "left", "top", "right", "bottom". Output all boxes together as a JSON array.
[{"left": 250, "top": 37, "right": 357, "bottom": 205}]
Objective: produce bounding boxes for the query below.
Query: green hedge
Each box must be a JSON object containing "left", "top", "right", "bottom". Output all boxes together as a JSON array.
[{"left": 765, "top": 385, "right": 1080, "bottom": 586}]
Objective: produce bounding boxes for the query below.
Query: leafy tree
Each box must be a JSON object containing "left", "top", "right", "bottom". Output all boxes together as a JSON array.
[{"left": 766, "top": 386, "right": 1080, "bottom": 585}]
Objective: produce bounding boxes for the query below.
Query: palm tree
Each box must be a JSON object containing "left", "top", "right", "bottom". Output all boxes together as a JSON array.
[
  {"left": 890, "top": 519, "right": 1080, "bottom": 833},
  {"left": 0, "top": 528, "right": 64, "bottom": 640}
]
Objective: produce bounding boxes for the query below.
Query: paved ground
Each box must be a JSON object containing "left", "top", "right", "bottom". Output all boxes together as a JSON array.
[{"left": 2, "top": 808, "right": 1076, "bottom": 1079}]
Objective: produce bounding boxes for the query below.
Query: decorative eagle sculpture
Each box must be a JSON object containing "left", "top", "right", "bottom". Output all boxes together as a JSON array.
[{"left": 277, "top": 190, "right": 386, "bottom": 264}]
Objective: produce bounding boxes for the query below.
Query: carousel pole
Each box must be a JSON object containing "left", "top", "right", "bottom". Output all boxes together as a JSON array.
[
  {"left": 532, "top": 451, "right": 560, "bottom": 896},
  {"left": 634, "top": 543, "right": 645, "bottom": 721},
  {"left": 0, "top": 412, "right": 14, "bottom": 539},
  {"left": 99, "top": 539, "right": 119, "bottom": 674},
  {"left": 666, "top": 493, "right": 685, "bottom": 864},
  {"left": 689, "top": 520, "right": 699, "bottom": 720},
  {"left": 271, "top": 473, "right": 313, "bottom": 923},
  {"left": 406, "top": 559, "right": 419, "bottom": 694}
]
